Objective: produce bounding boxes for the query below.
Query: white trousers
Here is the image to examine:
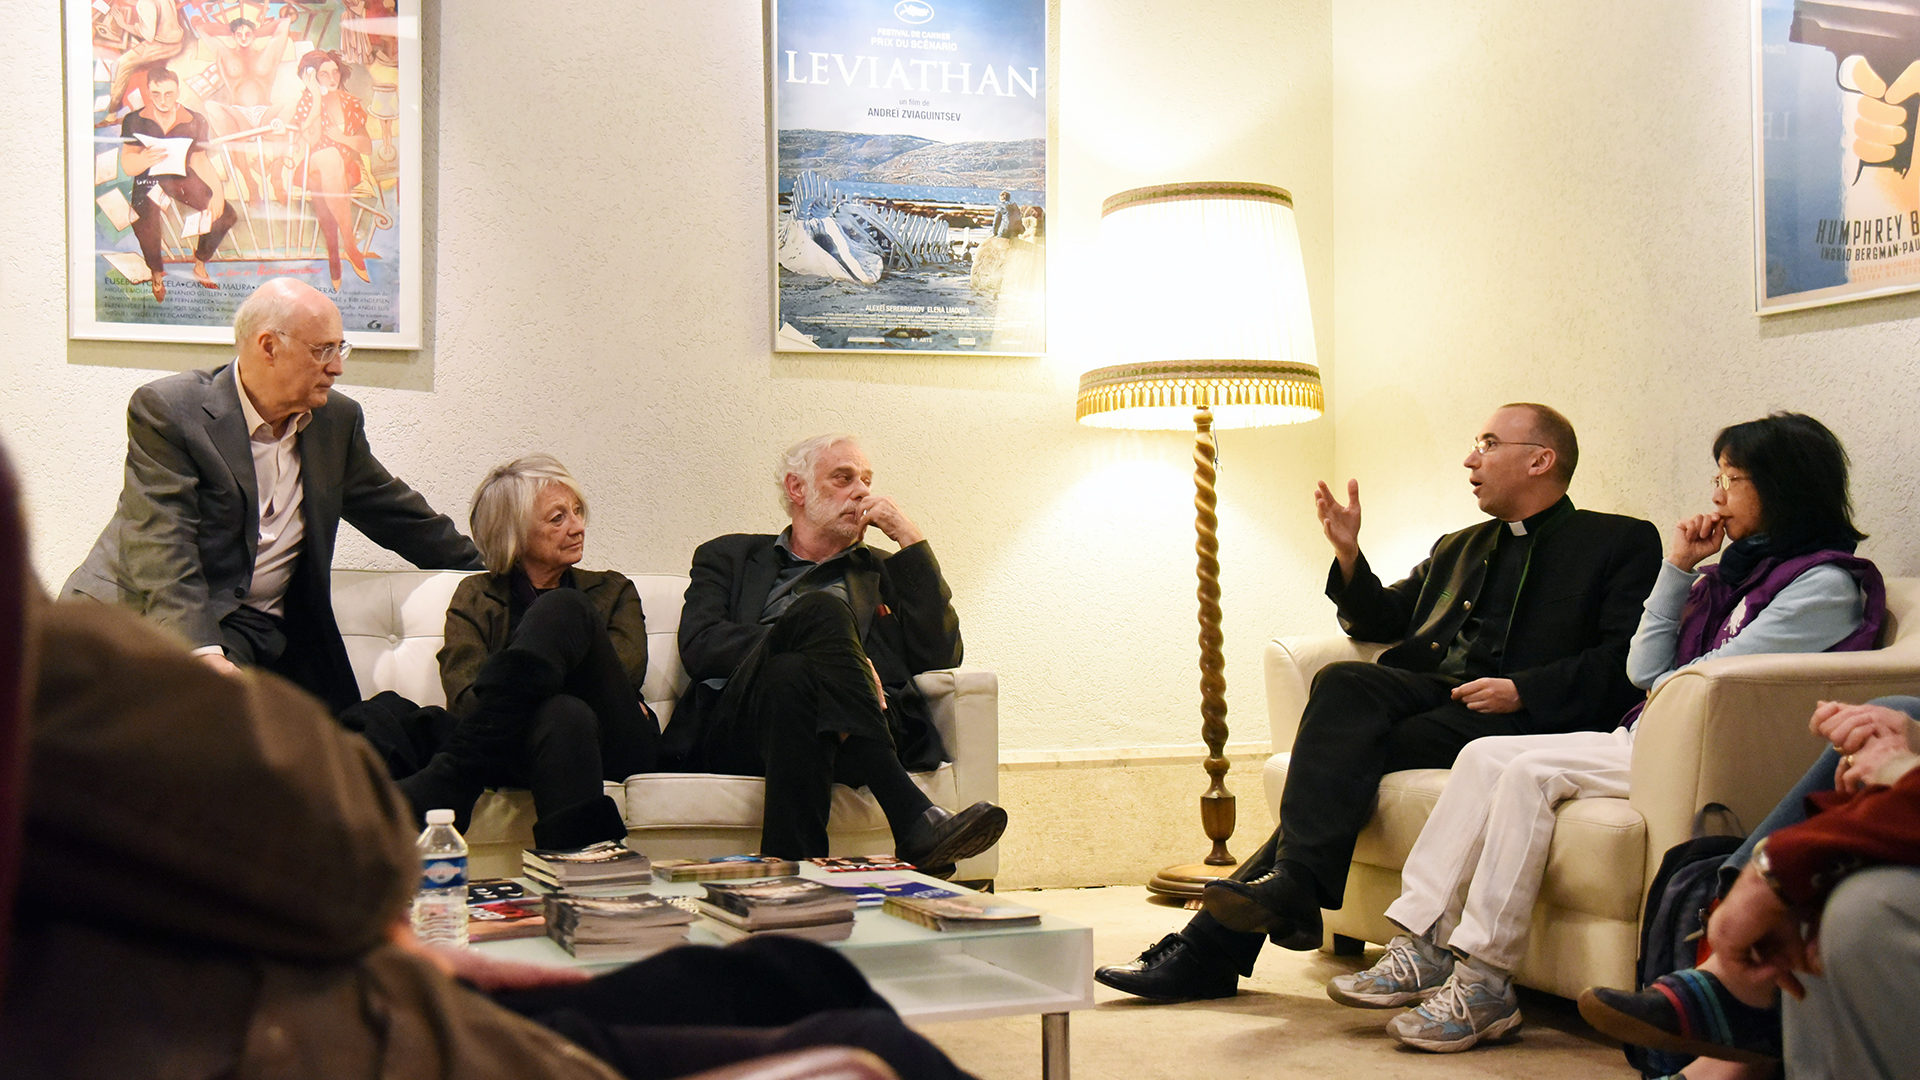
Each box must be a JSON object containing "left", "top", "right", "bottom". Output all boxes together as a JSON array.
[{"left": 1382, "top": 727, "right": 1634, "bottom": 972}]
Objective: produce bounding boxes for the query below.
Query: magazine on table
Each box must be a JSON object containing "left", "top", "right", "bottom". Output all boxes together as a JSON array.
[
  {"left": 882, "top": 889, "right": 1041, "bottom": 932},
  {"left": 700, "top": 915, "right": 856, "bottom": 944},
  {"left": 522, "top": 840, "right": 652, "bottom": 887},
  {"left": 544, "top": 892, "right": 694, "bottom": 958},
  {"left": 829, "top": 875, "right": 963, "bottom": 908},
  {"left": 467, "top": 878, "right": 529, "bottom": 903},
  {"left": 808, "top": 855, "right": 918, "bottom": 873},
  {"left": 544, "top": 892, "right": 694, "bottom": 929},
  {"left": 468, "top": 896, "right": 546, "bottom": 942},
  {"left": 700, "top": 877, "right": 858, "bottom": 929},
  {"left": 654, "top": 854, "right": 799, "bottom": 882}
]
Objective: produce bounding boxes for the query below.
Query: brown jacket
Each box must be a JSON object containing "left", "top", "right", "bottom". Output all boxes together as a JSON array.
[
  {"left": 437, "top": 568, "right": 648, "bottom": 717},
  {"left": 1, "top": 595, "right": 621, "bottom": 1080}
]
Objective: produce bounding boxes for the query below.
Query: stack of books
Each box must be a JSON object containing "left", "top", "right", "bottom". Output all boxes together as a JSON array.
[
  {"left": 654, "top": 854, "right": 799, "bottom": 882},
  {"left": 467, "top": 878, "right": 546, "bottom": 942},
  {"left": 543, "top": 892, "right": 695, "bottom": 959},
  {"left": 697, "top": 876, "right": 859, "bottom": 942},
  {"left": 881, "top": 887, "right": 1041, "bottom": 932},
  {"left": 522, "top": 840, "right": 652, "bottom": 889}
]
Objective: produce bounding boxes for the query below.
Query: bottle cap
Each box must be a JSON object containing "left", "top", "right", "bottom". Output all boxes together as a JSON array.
[{"left": 424, "top": 808, "right": 455, "bottom": 825}]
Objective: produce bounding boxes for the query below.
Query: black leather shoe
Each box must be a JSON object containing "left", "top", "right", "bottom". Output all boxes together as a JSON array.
[
  {"left": 1202, "top": 863, "right": 1323, "bottom": 949},
  {"left": 900, "top": 801, "right": 1008, "bottom": 869},
  {"left": 1094, "top": 934, "right": 1239, "bottom": 1001}
]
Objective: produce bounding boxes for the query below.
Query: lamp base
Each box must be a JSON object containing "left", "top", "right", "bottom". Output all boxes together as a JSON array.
[{"left": 1146, "top": 859, "right": 1238, "bottom": 904}]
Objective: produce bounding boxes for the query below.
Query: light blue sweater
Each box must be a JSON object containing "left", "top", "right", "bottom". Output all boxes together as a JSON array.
[{"left": 1627, "top": 560, "right": 1866, "bottom": 694}]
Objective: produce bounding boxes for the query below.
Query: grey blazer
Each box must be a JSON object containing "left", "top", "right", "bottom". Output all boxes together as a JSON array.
[{"left": 65, "top": 364, "right": 481, "bottom": 706}]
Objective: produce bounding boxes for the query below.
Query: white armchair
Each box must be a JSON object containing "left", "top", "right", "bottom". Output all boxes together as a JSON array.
[
  {"left": 1260, "top": 577, "right": 1920, "bottom": 999},
  {"left": 331, "top": 570, "right": 1000, "bottom": 883}
]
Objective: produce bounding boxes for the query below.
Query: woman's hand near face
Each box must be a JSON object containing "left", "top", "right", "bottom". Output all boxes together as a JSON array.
[{"left": 1669, "top": 512, "right": 1725, "bottom": 572}]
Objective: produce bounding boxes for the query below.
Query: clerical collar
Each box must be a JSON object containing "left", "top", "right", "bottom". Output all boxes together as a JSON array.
[{"left": 1503, "top": 496, "right": 1573, "bottom": 537}]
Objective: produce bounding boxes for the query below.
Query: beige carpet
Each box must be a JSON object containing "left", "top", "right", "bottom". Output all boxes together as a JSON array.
[{"left": 916, "top": 885, "right": 1632, "bottom": 1080}]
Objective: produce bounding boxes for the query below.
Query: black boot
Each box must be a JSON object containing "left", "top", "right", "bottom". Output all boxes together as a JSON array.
[
  {"left": 531, "top": 793, "right": 629, "bottom": 851},
  {"left": 399, "top": 650, "right": 568, "bottom": 829},
  {"left": 395, "top": 750, "right": 484, "bottom": 831}
]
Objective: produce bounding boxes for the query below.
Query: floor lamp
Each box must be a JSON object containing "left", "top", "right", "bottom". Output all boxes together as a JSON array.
[{"left": 1075, "top": 182, "right": 1322, "bottom": 900}]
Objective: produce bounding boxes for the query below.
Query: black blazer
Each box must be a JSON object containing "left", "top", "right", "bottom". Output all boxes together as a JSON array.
[
  {"left": 1329, "top": 498, "right": 1662, "bottom": 734},
  {"left": 670, "top": 533, "right": 962, "bottom": 771}
]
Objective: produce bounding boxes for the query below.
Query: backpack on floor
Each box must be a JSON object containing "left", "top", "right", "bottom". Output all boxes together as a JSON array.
[{"left": 1626, "top": 803, "right": 1745, "bottom": 1079}]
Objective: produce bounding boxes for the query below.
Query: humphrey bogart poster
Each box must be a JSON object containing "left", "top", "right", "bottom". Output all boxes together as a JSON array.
[
  {"left": 65, "top": 1, "right": 422, "bottom": 346},
  {"left": 771, "top": 0, "right": 1047, "bottom": 354},
  {"left": 1754, "top": 0, "right": 1920, "bottom": 313}
]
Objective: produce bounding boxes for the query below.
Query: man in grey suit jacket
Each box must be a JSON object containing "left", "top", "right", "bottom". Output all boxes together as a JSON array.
[{"left": 64, "top": 277, "right": 481, "bottom": 712}]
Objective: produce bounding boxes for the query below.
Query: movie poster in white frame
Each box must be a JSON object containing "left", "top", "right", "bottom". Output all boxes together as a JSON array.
[
  {"left": 64, "top": 1, "right": 422, "bottom": 346},
  {"left": 770, "top": 0, "right": 1048, "bottom": 354},
  {"left": 1754, "top": 0, "right": 1920, "bottom": 313}
]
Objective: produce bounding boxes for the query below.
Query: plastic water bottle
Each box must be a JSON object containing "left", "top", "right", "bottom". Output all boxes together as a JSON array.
[{"left": 412, "top": 808, "right": 469, "bottom": 948}]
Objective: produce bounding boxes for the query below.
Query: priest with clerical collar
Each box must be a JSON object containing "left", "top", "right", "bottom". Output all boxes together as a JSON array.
[{"left": 1097, "top": 403, "right": 1664, "bottom": 1002}]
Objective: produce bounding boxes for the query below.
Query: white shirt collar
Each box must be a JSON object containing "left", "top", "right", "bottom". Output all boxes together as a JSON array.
[{"left": 233, "top": 362, "right": 311, "bottom": 441}]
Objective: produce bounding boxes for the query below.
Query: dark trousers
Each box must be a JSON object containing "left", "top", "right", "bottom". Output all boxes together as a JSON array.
[
  {"left": 1185, "top": 661, "right": 1533, "bottom": 974},
  {"left": 219, "top": 601, "right": 350, "bottom": 711},
  {"left": 398, "top": 589, "right": 657, "bottom": 844},
  {"left": 130, "top": 175, "right": 237, "bottom": 272},
  {"left": 702, "top": 593, "right": 914, "bottom": 858},
  {"left": 493, "top": 937, "right": 975, "bottom": 1080},
  {"left": 218, "top": 602, "right": 288, "bottom": 668},
  {"left": 483, "top": 589, "right": 658, "bottom": 800}
]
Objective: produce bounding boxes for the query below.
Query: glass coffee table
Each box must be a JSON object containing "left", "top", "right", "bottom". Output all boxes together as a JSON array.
[{"left": 476, "top": 867, "right": 1095, "bottom": 1080}]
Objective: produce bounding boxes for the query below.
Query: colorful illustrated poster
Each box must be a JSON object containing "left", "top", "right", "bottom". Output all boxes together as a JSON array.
[
  {"left": 1754, "top": 0, "right": 1920, "bottom": 313},
  {"left": 771, "top": 0, "right": 1047, "bottom": 354},
  {"left": 64, "top": 1, "right": 421, "bottom": 345}
]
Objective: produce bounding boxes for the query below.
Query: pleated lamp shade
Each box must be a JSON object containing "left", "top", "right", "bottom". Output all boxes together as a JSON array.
[{"left": 1076, "top": 182, "right": 1322, "bottom": 430}]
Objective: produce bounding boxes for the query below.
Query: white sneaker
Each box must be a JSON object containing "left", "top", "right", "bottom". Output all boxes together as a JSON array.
[
  {"left": 1386, "top": 968, "right": 1522, "bottom": 1052},
  {"left": 1326, "top": 935, "right": 1453, "bottom": 1008}
]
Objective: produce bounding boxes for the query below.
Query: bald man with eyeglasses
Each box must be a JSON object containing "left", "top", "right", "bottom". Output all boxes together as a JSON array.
[
  {"left": 65, "top": 277, "right": 481, "bottom": 711},
  {"left": 1096, "top": 402, "right": 1662, "bottom": 1002}
]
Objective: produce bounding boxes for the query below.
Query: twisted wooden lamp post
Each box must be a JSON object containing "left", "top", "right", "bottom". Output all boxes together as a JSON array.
[{"left": 1076, "top": 182, "right": 1322, "bottom": 899}]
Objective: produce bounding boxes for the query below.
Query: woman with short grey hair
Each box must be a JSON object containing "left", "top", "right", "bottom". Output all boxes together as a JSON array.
[{"left": 401, "top": 454, "right": 656, "bottom": 850}]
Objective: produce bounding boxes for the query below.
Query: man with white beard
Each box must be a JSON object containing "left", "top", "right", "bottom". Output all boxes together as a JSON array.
[{"left": 669, "top": 434, "right": 1005, "bottom": 874}]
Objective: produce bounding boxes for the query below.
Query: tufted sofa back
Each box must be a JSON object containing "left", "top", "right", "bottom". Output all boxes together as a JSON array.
[{"left": 331, "top": 569, "right": 692, "bottom": 724}]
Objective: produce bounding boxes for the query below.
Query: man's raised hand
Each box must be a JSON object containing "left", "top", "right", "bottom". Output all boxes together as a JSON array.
[{"left": 1315, "top": 479, "right": 1362, "bottom": 581}]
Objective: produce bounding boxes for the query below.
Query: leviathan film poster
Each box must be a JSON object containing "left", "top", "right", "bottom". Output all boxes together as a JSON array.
[
  {"left": 771, "top": 0, "right": 1047, "bottom": 354},
  {"left": 1754, "top": 0, "right": 1920, "bottom": 313},
  {"left": 65, "top": 1, "right": 421, "bottom": 346}
]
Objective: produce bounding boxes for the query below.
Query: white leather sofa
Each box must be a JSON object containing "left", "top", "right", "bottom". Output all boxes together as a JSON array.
[
  {"left": 1259, "top": 577, "right": 1920, "bottom": 1000},
  {"left": 330, "top": 569, "right": 1000, "bottom": 882}
]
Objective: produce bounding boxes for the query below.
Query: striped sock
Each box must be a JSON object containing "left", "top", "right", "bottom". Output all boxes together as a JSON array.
[{"left": 1651, "top": 969, "right": 1779, "bottom": 1056}]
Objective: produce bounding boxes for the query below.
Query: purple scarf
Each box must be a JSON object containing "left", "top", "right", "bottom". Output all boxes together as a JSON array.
[{"left": 1620, "top": 550, "right": 1886, "bottom": 729}]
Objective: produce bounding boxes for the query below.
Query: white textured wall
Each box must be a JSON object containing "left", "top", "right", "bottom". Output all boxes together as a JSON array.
[
  {"left": 0, "top": 1, "right": 1335, "bottom": 757},
  {"left": 1328, "top": 1, "right": 1920, "bottom": 577}
]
